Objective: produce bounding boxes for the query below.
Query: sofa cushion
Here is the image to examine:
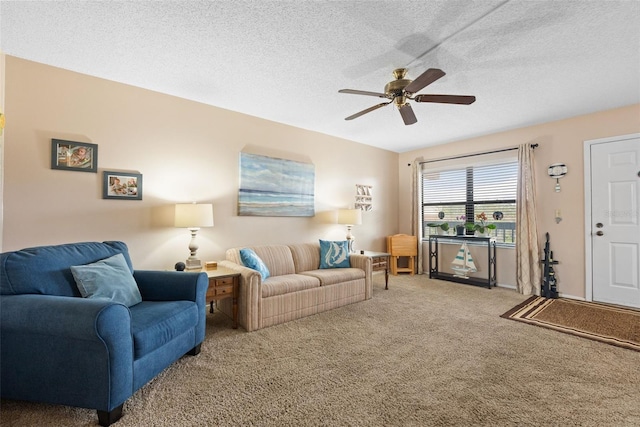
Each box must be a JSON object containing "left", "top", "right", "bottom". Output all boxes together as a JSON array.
[
  {"left": 239, "top": 248, "right": 270, "bottom": 280},
  {"left": 130, "top": 300, "right": 198, "bottom": 359},
  {"left": 288, "top": 243, "right": 321, "bottom": 273},
  {"left": 262, "top": 274, "right": 320, "bottom": 298},
  {"left": 70, "top": 253, "right": 142, "bottom": 307},
  {"left": 0, "top": 241, "right": 133, "bottom": 297},
  {"left": 319, "top": 240, "right": 350, "bottom": 269},
  {"left": 300, "top": 268, "right": 365, "bottom": 286}
]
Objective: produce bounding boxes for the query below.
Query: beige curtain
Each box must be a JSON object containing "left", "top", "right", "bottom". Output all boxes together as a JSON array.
[
  {"left": 516, "top": 144, "right": 541, "bottom": 295},
  {"left": 411, "top": 158, "right": 424, "bottom": 274}
]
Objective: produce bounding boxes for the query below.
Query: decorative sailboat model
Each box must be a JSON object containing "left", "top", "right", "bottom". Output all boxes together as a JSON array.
[{"left": 451, "top": 242, "right": 477, "bottom": 278}]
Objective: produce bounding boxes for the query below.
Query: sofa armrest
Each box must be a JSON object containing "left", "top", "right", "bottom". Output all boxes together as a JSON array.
[
  {"left": 0, "top": 294, "right": 133, "bottom": 411},
  {"left": 349, "top": 254, "right": 373, "bottom": 299},
  {"left": 218, "top": 260, "right": 262, "bottom": 331}
]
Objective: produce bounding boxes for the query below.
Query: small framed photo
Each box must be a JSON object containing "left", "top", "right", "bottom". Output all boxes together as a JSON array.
[
  {"left": 103, "top": 171, "right": 143, "bottom": 200},
  {"left": 51, "top": 139, "right": 98, "bottom": 172}
]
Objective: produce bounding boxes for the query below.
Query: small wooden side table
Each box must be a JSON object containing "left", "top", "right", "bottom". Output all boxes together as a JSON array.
[
  {"left": 361, "top": 251, "right": 390, "bottom": 290},
  {"left": 203, "top": 267, "right": 240, "bottom": 329}
]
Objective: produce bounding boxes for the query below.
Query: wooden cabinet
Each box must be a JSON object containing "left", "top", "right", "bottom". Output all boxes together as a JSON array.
[
  {"left": 361, "top": 251, "right": 390, "bottom": 290},
  {"left": 204, "top": 267, "right": 240, "bottom": 329}
]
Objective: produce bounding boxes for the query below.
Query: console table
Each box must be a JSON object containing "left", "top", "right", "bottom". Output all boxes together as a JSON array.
[{"left": 428, "top": 235, "right": 497, "bottom": 289}]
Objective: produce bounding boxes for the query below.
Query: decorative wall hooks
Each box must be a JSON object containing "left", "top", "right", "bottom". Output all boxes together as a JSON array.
[{"left": 547, "top": 163, "right": 567, "bottom": 192}]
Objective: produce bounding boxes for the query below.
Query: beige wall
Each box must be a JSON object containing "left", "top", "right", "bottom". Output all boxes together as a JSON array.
[
  {"left": 2, "top": 56, "right": 399, "bottom": 269},
  {"left": 399, "top": 104, "right": 640, "bottom": 298},
  {"left": 4, "top": 54, "right": 639, "bottom": 295}
]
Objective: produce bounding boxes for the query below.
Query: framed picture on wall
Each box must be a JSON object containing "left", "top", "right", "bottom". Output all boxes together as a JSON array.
[
  {"left": 238, "top": 152, "right": 315, "bottom": 217},
  {"left": 102, "top": 171, "right": 143, "bottom": 200},
  {"left": 50, "top": 139, "right": 98, "bottom": 172}
]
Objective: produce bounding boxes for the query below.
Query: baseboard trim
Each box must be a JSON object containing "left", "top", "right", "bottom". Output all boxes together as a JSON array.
[{"left": 558, "top": 293, "right": 585, "bottom": 301}]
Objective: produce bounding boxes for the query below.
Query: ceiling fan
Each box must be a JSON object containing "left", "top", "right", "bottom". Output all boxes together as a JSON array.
[{"left": 339, "top": 68, "right": 475, "bottom": 125}]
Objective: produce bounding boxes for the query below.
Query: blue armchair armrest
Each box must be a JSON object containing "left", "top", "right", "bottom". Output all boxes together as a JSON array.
[
  {"left": 0, "top": 294, "right": 133, "bottom": 412},
  {"left": 134, "top": 270, "right": 207, "bottom": 302}
]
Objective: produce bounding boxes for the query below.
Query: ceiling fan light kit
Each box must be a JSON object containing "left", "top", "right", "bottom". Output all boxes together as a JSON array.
[{"left": 339, "top": 67, "right": 476, "bottom": 125}]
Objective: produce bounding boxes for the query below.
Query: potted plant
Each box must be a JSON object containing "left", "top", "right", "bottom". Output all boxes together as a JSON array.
[
  {"left": 466, "top": 212, "right": 496, "bottom": 236},
  {"left": 427, "top": 222, "right": 450, "bottom": 235},
  {"left": 455, "top": 215, "right": 466, "bottom": 235}
]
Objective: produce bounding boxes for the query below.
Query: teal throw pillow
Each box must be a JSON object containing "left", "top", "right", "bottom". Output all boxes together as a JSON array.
[
  {"left": 70, "top": 253, "right": 142, "bottom": 307},
  {"left": 319, "top": 240, "right": 350, "bottom": 269},
  {"left": 239, "top": 248, "right": 270, "bottom": 280}
]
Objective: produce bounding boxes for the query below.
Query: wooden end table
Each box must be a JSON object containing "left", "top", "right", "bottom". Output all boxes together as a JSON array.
[
  {"left": 202, "top": 267, "right": 240, "bottom": 329},
  {"left": 361, "top": 251, "right": 390, "bottom": 290}
]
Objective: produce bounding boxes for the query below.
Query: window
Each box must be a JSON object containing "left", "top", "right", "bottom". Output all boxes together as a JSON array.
[{"left": 422, "top": 159, "right": 518, "bottom": 244}]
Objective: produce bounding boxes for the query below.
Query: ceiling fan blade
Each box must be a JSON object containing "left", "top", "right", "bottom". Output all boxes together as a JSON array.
[
  {"left": 415, "top": 94, "right": 476, "bottom": 105},
  {"left": 398, "top": 103, "right": 417, "bottom": 125},
  {"left": 344, "top": 101, "right": 392, "bottom": 120},
  {"left": 339, "top": 89, "right": 390, "bottom": 99},
  {"left": 404, "top": 68, "right": 446, "bottom": 94}
]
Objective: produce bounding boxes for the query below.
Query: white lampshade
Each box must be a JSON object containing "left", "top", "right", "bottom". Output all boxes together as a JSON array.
[
  {"left": 337, "top": 209, "right": 362, "bottom": 226},
  {"left": 174, "top": 203, "right": 214, "bottom": 228}
]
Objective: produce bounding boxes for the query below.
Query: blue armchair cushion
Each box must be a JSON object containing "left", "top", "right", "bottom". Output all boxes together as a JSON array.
[
  {"left": 240, "top": 248, "right": 270, "bottom": 280},
  {"left": 319, "top": 240, "right": 350, "bottom": 269},
  {"left": 130, "top": 300, "right": 198, "bottom": 359},
  {"left": 70, "top": 253, "right": 142, "bottom": 307}
]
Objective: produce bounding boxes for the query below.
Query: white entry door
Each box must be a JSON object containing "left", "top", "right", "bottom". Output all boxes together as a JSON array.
[{"left": 589, "top": 135, "right": 640, "bottom": 308}]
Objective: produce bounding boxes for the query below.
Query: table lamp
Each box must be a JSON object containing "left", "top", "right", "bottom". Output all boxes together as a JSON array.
[
  {"left": 175, "top": 203, "right": 214, "bottom": 270},
  {"left": 337, "top": 208, "right": 362, "bottom": 253}
]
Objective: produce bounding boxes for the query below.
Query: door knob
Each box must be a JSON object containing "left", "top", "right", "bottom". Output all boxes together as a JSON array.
[
  {"left": 596, "top": 231, "right": 604, "bottom": 236},
  {"left": 596, "top": 223, "right": 603, "bottom": 228}
]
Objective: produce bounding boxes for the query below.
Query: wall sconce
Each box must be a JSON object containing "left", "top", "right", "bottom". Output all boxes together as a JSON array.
[
  {"left": 548, "top": 163, "right": 567, "bottom": 192},
  {"left": 337, "top": 209, "right": 362, "bottom": 253},
  {"left": 175, "top": 203, "right": 214, "bottom": 270}
]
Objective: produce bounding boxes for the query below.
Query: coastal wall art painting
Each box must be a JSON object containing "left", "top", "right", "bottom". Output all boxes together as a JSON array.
[{"left": 238, "top": 153, "right": 315, "bottom": 217}]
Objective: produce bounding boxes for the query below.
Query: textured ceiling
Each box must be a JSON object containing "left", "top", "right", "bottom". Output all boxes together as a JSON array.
[{"left": 2, "top": 1, "right": 639, "bottom": 153}]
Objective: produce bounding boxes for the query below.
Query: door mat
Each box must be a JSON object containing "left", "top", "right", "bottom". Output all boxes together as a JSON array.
[{"left": 501, "top": 296, "right": 640, "bottom": 352}]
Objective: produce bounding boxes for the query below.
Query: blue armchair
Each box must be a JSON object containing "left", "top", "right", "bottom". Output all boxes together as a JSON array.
[{"left": 0, "top": 241, "right": 208, "bottom": 426}]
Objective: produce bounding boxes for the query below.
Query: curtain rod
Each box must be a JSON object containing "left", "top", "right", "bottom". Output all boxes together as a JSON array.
[{"left": 417, "top": 143, "right": 538, "bottom": 165}]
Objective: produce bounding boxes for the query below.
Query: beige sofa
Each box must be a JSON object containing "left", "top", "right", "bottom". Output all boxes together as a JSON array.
[{"left": 217, "top": 243, "right": 372, "bottom": 331}]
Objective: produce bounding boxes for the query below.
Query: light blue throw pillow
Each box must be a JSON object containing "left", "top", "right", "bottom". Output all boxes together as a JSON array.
[
  {"left": 70, "top": 253, "right": 142, "bottom": 307},
  {"left": 239, "top": 248, "right": 270, "bottom": 280},
  {"left": 319, "top": 240, "right": 350, "bottom": 269}
]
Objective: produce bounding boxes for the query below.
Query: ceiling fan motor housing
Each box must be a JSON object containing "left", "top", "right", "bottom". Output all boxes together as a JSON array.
[{"left": 385, "top": 68, "right": 412, "bottom": 106}]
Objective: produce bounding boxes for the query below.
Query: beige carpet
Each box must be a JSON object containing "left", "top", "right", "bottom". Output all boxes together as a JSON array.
[
  {"left": 501, "top": 296, "right": 640, "bottom": 352},
  {"left": 3, "top": 275, "right": 640, "bottom": 426}
]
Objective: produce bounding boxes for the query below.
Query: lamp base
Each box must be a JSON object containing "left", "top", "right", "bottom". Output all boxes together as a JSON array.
[
  {"left": 185, "top": 258, "right": 202, "bottom": 271},
  {"left": 347, "top": 236, "right": 356, "bottom": 253},
  {"left": 346, "top": 226, "right": 355, "bottom": 253}
]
